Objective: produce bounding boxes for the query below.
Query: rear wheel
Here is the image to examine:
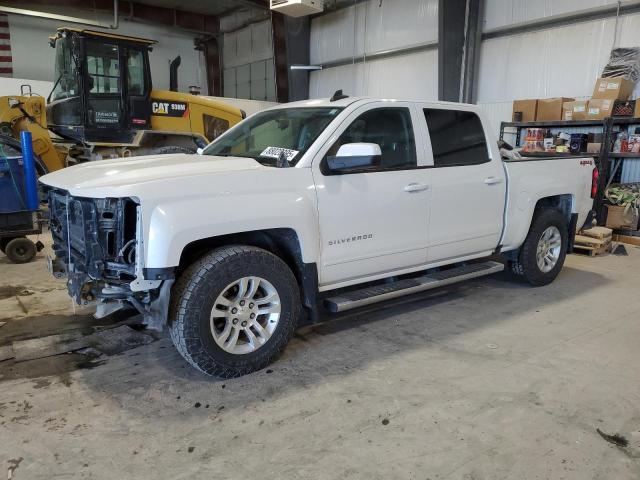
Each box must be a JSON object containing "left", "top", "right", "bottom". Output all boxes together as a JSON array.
[
  {"left": 169, "top": 245, "right": 301, "bottom": 378},
  {"left": 511, "top": 209, "right": 568, "bottom": 286},
  {"left": 5, "top": 237, "right": 37, "bottom": 264}
]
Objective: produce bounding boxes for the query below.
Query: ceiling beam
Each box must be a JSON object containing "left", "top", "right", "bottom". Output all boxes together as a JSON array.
[
  {"left": 234, "top": 0, "right": 270, "bottom": 10},
  {"left": 0, "top": 0, "right": 219, "bottom": 35}
]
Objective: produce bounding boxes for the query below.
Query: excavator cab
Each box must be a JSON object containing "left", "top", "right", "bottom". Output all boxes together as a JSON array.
[{"left": 47, "top": 28, "right": 156, "bottom": 144}]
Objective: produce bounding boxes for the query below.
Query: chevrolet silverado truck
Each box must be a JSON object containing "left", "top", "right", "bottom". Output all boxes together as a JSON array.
[{"left": 40, "top": 96, "right": 598, "bottom": 378}]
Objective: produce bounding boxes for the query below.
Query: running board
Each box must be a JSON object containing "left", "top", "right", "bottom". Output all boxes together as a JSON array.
[{"left": 324, "top": 261, "right": 504, "bottom": 313}]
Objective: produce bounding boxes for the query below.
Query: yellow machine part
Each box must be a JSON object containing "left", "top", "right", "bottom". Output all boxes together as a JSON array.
[
  {"left": 0, "top": 90, "right": 244, "bottom": 173},
  {"left": 149, "top": 90, "right": 244, "bottom": 142},
  {"left": 0, "top": 95, "right": 65, "bottom": 172}
]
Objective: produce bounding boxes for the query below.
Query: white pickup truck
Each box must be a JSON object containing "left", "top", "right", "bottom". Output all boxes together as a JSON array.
[{"left": 40, "top": 95, "right": 598, "bottom": 377}]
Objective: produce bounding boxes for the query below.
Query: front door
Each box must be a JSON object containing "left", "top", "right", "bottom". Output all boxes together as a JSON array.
[
  {"left": 421, "top": 107, "right": 506, "bottom": 262},
  {"left": 84, "top": 39, "right": 126, "bottom": 141},
  {"left": 313, "top": 104, "right": 431, "bottom": 287}
]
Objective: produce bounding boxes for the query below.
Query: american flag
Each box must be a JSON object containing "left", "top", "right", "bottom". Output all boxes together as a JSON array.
[{"left": 0, "top": 14, "right": 12, "bottom": 77}]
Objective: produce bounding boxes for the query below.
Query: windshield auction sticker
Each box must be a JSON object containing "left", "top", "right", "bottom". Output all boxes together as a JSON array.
[{"left": 260, "top": 147, "right": 299, "bottom": 161}]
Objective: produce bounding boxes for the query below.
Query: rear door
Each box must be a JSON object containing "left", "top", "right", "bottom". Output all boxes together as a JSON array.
[
  {"left": 421, "top": 107, "right": 506, "bottom": 262},
  {"left": 125, "top": 47, "right": 152, "bottom": 130},
  {"left": 312, "top": 103, "right": 431, "bottom": 287}
]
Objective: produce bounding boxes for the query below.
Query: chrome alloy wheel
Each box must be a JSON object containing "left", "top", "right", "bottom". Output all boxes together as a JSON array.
[
  {"left": 536, "top": 226, "right": 562, "bottom": 273},
  {"left": 210, "top": 276, "right": 282, "bottom": 355}
]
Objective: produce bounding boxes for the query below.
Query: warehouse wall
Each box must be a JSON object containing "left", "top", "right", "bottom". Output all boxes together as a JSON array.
[
  {"left": 221, "top": 15, "right": 276, "bottom": 102},
  {"left": 477, "top": 0, "right": 640, "bottom": 134},
  {"left": 484, "top": 0, "right": 620, "bottom": 30},
  {"left": 308, "top": 0, "right": 438, "bottom": 100},
  {"left": 5, "top": 14, "right": 206, "bottom": 94}
]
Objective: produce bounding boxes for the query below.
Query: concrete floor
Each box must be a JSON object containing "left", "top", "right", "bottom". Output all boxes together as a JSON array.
[{"left": 1, "top": 235, "right": 640, "bottom": 479}]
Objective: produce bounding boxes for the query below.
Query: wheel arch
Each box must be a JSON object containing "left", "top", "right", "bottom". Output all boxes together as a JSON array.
[
  {"left": 503, "top": 192, "right": 577, "bottom": 254},
  {"left": 177, "top": 228, "right": 319, "bottom": 324},
  {"left": 533, "top": 193, "right": 574, "bottom": 222}
]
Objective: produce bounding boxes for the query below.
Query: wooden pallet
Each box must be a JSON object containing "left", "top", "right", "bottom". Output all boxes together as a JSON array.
[
  {"left": 579, "top": 226, "right": 613, "bottom": 241},
  {"left": 573, "top": 243, "right": 609, "bottom": 257},
  {"left": 574, "top": 229, "right": 612, "bottom": 257}
]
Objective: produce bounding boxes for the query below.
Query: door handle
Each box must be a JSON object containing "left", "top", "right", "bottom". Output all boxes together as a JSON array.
[
  {"left": 484, "top": 176, "right": 503, "bottom": 185},
  {"left": 404, "top": 183, "right": 429, "bottom": 193}
]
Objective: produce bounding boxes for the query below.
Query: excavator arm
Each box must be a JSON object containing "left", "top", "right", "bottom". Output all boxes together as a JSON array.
[{"left": 0, "top": 95, "right": 65, "bottom": 172}]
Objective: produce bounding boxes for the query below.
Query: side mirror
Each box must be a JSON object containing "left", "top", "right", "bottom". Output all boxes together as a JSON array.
[
  {"left": 325, "top": 143, "right": 381, "bottom": 174},
  {"left": 196, "top": 147, "right": 204, "bottom": 155}
]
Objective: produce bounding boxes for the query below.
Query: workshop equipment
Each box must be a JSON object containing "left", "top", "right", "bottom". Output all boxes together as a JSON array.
[
  {"left": 0, "top": 132, "right": 44, "bottom": 263},
  {"left": 0, "top": 28, "right": 245, "bottom": 174}
]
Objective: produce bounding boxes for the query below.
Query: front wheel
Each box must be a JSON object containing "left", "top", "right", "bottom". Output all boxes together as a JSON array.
[
  {"left": 169, "top": 246, "right": 301, "bottom": 378},
  {"left": 510, "top": 209, "right": 568, "bottom": 286}
]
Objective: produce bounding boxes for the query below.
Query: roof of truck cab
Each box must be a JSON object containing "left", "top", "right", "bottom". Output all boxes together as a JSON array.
[
  {"left": 54, "top": 28, "right": 158, "bottom": 45},
  {"left": 267, "top": 97, "right": 478, "bottom": 110}
]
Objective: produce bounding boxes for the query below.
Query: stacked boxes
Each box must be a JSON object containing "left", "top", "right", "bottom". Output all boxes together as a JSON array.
[
  {"left": 512, "top": 76, "right": 637, "bottom": 123},
  {"left": 591, "top": 76, "right": 634, "bottom": 101}
]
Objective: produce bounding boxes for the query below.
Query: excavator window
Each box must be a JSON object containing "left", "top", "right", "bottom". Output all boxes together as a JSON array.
[
  {"left": 86, "top": 41, "right": 121, "bottom": 94},
  {"left": 50, "top": 37, "right": 78, "bottom": 101},
  {"left": 127, "top": 49, "right": 145, "bottom": 96}
]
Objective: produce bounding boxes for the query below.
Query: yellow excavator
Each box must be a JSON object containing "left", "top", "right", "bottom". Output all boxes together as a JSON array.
[{"left": 0, "top": 28, "right": 245, "bottom": 174}]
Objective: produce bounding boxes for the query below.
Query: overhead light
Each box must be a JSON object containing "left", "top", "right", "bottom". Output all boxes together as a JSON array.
[{"left": 290, "top": 65, "right": 322, "bottom": 71}]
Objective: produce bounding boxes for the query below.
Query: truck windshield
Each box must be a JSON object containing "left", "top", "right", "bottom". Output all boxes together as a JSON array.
[
  {"left": 50, "top": 37, "right": 79, "bottom": 102},
  {"left": 204, "top": 107, "right": 343, "bottom": 166}
]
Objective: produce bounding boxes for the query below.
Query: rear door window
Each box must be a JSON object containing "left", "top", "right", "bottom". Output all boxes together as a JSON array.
[{"left": 423, "top": 109, "right": 489, "bottom": 167}]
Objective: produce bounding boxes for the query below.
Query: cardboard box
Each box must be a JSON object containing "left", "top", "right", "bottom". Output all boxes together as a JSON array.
[
  {"left": 562, "top": 101, "right": 588, "bottom": 121},
  {"left": 606, "top": 205, "right": 639, "bottom": 230},
  {"left": 512, "top": 99, "right": 537, "bottom": 122},
  {"left": 586, "top": 142, "right": 602, "bottom": 154},
  {"left": 587, "top": 99, "right": 614, "bottom": 120},
  {"left": 536, "top": 97, "right": 574, "bottom": 121},
  {"left": 592, "top": 76, "right": 635, "bottom": 101}
]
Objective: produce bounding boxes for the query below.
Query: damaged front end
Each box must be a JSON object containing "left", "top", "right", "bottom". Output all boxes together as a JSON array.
[{"left": 46, "top": 188, "right": 172, "bottom": 330}]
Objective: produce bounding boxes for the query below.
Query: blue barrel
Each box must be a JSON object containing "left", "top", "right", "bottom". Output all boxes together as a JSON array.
[
  {"left": 20, "top": 131, "right": 39, "bottom": 212},
  {"left": 0, "top": 148, "right": 27, "bottom": 213}
]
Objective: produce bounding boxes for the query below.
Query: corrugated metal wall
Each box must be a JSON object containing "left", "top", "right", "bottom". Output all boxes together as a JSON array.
[
  {"left": 307, "top": 0, "right": 640, "bottom": 182},
  {"left": 483, "top": 0, "right": 620, "bottom": 30},
  {"left": 222, "top": 18, "right": 277, "bottom": 101},
  {"left": 475, "top": 1, "right": 640, "bottom": 182},
  {"left": 308, "top": 0, "right": 439, "bottom": 100},
  {"left": 477, "top": 1, "right": 640, "bottom": 132}
]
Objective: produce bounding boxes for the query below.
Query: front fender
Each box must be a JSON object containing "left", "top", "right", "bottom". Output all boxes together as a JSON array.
[{"left": 142, "top": 184, "right": 319, "bottom": 269}]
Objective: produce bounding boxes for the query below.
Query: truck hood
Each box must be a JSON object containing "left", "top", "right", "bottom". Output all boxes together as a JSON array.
[{"left": 39, "top": 154, "right": 266, "bottom": 196}]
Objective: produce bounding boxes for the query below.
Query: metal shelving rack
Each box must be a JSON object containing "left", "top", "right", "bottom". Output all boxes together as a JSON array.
[{"left": 500, "top": 117, "right": 640, "bottom": 231}]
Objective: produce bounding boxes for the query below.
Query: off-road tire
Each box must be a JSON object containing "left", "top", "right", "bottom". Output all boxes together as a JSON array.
[
  {"left": 169, "top": 245, "right": 301, "bottom": 378},
  {"left": 511, "top": 208, "right": 568, "bottom": 286},
  {"left": 4, "top": 237, "right": 37, "bottom": 264}
]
